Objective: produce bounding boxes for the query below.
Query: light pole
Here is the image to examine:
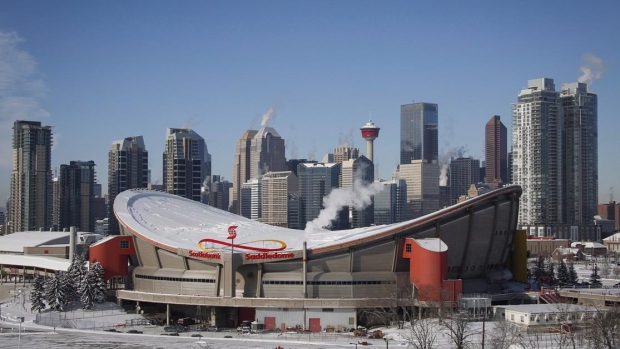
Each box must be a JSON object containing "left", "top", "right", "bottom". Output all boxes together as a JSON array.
[
  {"left": 384, "top": 337, "right": 389, "bottom": 348},
  {"left": 349, "top": 343, "right": 358, "bottom": 348},
  {"left": 18, "top": 316, "right": 24, "bottom": 349}
]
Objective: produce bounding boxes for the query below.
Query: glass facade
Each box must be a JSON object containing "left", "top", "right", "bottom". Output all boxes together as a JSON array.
[{"left": 400, "top": 102, "right": 438, "bottom": 165}]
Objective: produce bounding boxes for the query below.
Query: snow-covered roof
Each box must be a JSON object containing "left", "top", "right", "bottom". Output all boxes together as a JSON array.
[
  {"left": 603, "top": 233, "right": 620, "bottom": 242},
  {"left": 497, "top": 303, "right": 598, "bottom": 314},
  {"left": 0, "top": 254, "right": 70, "bottom": 271},
  {"left": 0, "top": 231, "right": 70, "bottom": 253},
  {"left": 554, "top": 247, "right": 582, "bottom": 255},
  {"left": 114, "top": 189, "right": 426, "bottom": 253},
  {"left": 571, "top": 241, "right": 606, "bottom": 249},
  {"left": 415, "top": 238, "right": 447, "bottom": 252}
]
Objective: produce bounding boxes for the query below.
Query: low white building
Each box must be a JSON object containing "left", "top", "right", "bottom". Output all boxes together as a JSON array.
[{"left": 495, "top": 304, "right": 600, "bottom": 329}]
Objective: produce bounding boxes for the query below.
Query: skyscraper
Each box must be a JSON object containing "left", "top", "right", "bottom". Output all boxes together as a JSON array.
[
  {"left": 10, "top": 120, "right": 53, "bottom": 233},
  {"left": 333, "top": 147, "right": 359, "bottom": 164},
  {"left": 163, "top": 128, "right": 212, "bottom": 202},
  {"left": 374, "top": 179, "right": 407, "bottom": 225},
  {"left": 561, "top": 82, "right": 598, "bottom": 225},
  {"left": 232, "top": 127, "right": 286, "bottom": 215},
  {"left": 58, "top": 160, "right": 96, "bottom": 232},
  {"left": 249, "top": 126, "right": 286, "bottom": 179},
  {"left": 108, "top": 136, "right": 148, "bottom": 235},
  {"left": 485, "top": 115, "right": 508, "bottom": 189},
  {"left": 449, "top": 157, "right": 481, "bottom": 204},
  {"left": 400, "top": 102, "right": 438, "bottom": 165},
  {"left": 397, "top": 160, "right": 440, "bottom": 219},
  {"left": 512, "top": 78, "right": 563, "bottom": 225},
  {"left": 232, "top": 130, "right": 258, "bottom": 214},
  {"left": 298, "top": 162, "right": 343, "bottom": 229},
  {"left": 261, "top": 171, "right": 298, "bottom": 227},
  {"left": 240, "top": 178, "right": 262, "bottom": 221}
]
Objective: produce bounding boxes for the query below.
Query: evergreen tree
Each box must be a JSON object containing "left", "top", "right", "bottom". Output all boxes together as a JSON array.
[
  {"left": 67, "top": 253, "right": 87, "bottom": 301},
  {"left": 532, "top": 256, "right": 546, "bottom": 286},
  {"left": 45, "top": 272, "right": 66, "bottom": 312},
  {"left": 590, "top": 264, "right": 602, "bottom": 287},
  {"left": 569, "top": 263, "right": 579, "bottom": 284},
  {"left": 91, "top": 262, "right": 107, "bottom": 303},
  {"left": 79, "top": 270, "right": 96, "bottom": 310},
  {"left": 546, "top": 258, "right": 555, "bottom": 284},
  {"left": 557, "top": 259, "right": 570, "bottom": 285},
  {"left": 30, "top": 275, "right": 46, "bottom": 312}
]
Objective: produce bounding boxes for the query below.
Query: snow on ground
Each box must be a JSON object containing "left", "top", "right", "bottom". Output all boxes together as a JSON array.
[{"left": 2, "top": 259, "right": 620, "bottom": 348}]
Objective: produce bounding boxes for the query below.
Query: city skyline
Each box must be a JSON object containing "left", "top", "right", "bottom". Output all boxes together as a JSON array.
[{"left": 1, "top": 1, "right": 619, "bottom": 206}]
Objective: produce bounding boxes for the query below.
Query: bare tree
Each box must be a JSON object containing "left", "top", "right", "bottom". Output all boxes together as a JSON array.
[
  {"left": 439, "top": 312, "right": 480, "bottom": 349},
  {"left": 584, "top": 302, "right": 620, "bottom": 349},
  {"left": 403, "top": 318, "right": 440, "bottom": 349},
  {"left": 550, "top": 303, "right": 581, "bottom": 349},
  {"left": 488, "top": 319, "right": 526, "bottom": 349}
]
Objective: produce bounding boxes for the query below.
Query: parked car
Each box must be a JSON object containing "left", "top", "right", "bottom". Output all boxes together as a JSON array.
[
  {"left": 206, "top": 326, "right": 219, "bottom": 332},
  {"left": 224, "top": 335, "right": 233, "bottom": 338},
  {"left": 164, "top": 325, "right": 187, "bottom": 332},
  {"left": 103, "top": 328, "right": 120, "bottom": 332},
  {"left": 177, "top": 317, "right": 195, "bottom": 326},
  {"left": 127, "top": 329, "right": 143, "bottom": 334}
]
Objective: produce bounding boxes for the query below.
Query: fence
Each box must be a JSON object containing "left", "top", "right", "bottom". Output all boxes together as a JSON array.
[{"left": 35, "top": 309, "right": 143, "bottom": 330}]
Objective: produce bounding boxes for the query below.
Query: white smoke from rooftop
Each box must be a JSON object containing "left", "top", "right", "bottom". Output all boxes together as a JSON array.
[
  {"left": 439, "top": 146, "right": 468, "bottom": 186},
  {"left": 578, "top": 54, "right": 606, "bottom": 87},
  {"left": 304, "top": 175, "right": 384, "bottom": 239},
  {"left": 338, "top": 128, "right": 356, "bottom": 148},
  {"left": 260, "top": 106, "right": 275, "bottom": 128}
]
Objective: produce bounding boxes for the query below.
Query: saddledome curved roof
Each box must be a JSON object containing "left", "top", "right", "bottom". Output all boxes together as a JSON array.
[{"left": 114, "top": 186, "right": 521, "bottom": 254}]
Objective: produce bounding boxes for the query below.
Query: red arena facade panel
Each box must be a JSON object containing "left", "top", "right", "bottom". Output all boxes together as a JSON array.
[{"left": 106, "top": 185, "right": 523, "bottom": 330}]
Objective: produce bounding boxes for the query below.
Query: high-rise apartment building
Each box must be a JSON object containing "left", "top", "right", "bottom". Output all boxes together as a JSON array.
[
  {"left": 261, "top": 171, "right": 298, "bottom": 227},
  {"left": 232, "top": 130, "right": 258, "bottom": 214},
  {"left": 400, "top": 102, "right": 438, "bottom": 164},
  {"left": 340, "top": 156, "right": 374, "bottom": 228},
  {"left": 374, "top": 179, "right": 407, "bottom": 225},
  {"left": 240, "top": 178, "right": 261, "bottom": 221},
  {"left": 10, "top": 120, "right": 53, "bottom": 233},
  {"left": 249, "top": 126, "right": 286, "bottom": 179},
  {"left": 232, "top": 127, "right": 286, "bottom": 215},
  {"left": 512, "top": 78, "right": 563, "bottom": 225},
  {"left": 449, "top": 157, "right": 481, "bottom": 204},
  {"left": 58, "top": 160, "right": 96, "bottom": 232},
  {"left": 207, "top": 175, "right": 232, "bottom": 212},
  {"left": 397, "top": 160, "right": 440, "bottom": 219},
  {"left": 333, "top": 147, "right": 359, "bottom": 164},
  {"left": 598, "top": 201, "right": 620, "bottom": 231},
  {"left": 108, "top": 136, "right": 148, "bottom": 235},
  {"left": 163, "top": 128, "right": 212, "bottom": 202},
  {"left": 485, "top": 115, "right": 508, "bottom": 189},
  {"left": 561, "top": 82, "right": 598, "bottom": 224},
  {"left": 298, "top": 162, "right": 344, "bottom": 230}
]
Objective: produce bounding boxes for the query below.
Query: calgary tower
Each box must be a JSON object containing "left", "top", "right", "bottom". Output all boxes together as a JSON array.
[{"left": 360, "top": 120, "right": 380, "bottom": 162}]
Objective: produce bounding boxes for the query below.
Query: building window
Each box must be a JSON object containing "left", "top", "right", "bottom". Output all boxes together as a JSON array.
[
  {"left": 405, "top": 244, "right": 412, "bottom": 253},
  {"left": 322, "top": 308, "right": 334, "bottom": 312},
  {"left": 120, "top": 240, "right": 130, "bottom": 249}
]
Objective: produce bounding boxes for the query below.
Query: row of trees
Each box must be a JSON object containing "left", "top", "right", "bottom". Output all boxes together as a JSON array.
[
  {"left": 30, "top": 254, "right": 107, "bottom": 312},
  {"left": 529, "top": 257, "right": 602, "bottom": 287}
]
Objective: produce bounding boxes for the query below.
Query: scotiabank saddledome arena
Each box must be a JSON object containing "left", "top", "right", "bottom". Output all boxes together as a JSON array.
[{"left": 103, "top": 186, "right": 523, "bottom": 330}]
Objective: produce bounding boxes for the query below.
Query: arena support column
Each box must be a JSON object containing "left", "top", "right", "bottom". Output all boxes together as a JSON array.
[{"left": 302, "top": 241, "right": 308, "bottom": 330}]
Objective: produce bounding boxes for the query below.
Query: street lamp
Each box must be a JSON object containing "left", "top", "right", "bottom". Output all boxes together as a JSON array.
[
  {"left": 384, "top": 337, "right": 389, "bottom": 348},
  {"left": 349, "top": 343, "right": 358, "bottom": 348},
  {"left": 18, "top": 316, "right": 24, "bottom": 349}
]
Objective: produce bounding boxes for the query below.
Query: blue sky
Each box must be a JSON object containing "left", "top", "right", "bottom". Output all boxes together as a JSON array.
[{"left": 1, "top": 1, "right": 619, "bottom": 206}]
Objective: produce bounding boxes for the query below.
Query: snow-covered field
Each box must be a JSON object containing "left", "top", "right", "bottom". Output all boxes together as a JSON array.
[{"left": 2, "top": 261, "right": 619, "bottom": 348}]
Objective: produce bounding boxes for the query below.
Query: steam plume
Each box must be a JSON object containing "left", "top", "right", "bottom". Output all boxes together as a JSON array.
[
  {"left": 439, "top": 146, "right": 468, "bottom": 186},
  {"left": 578, "top": 54, "right": 606, "bottom": 87},
  {"left": 304, "top": 177, "right": 384, "bottom": 238},
  {"left": 260, "top": 106, "right": 275, "bottom": 128}
]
